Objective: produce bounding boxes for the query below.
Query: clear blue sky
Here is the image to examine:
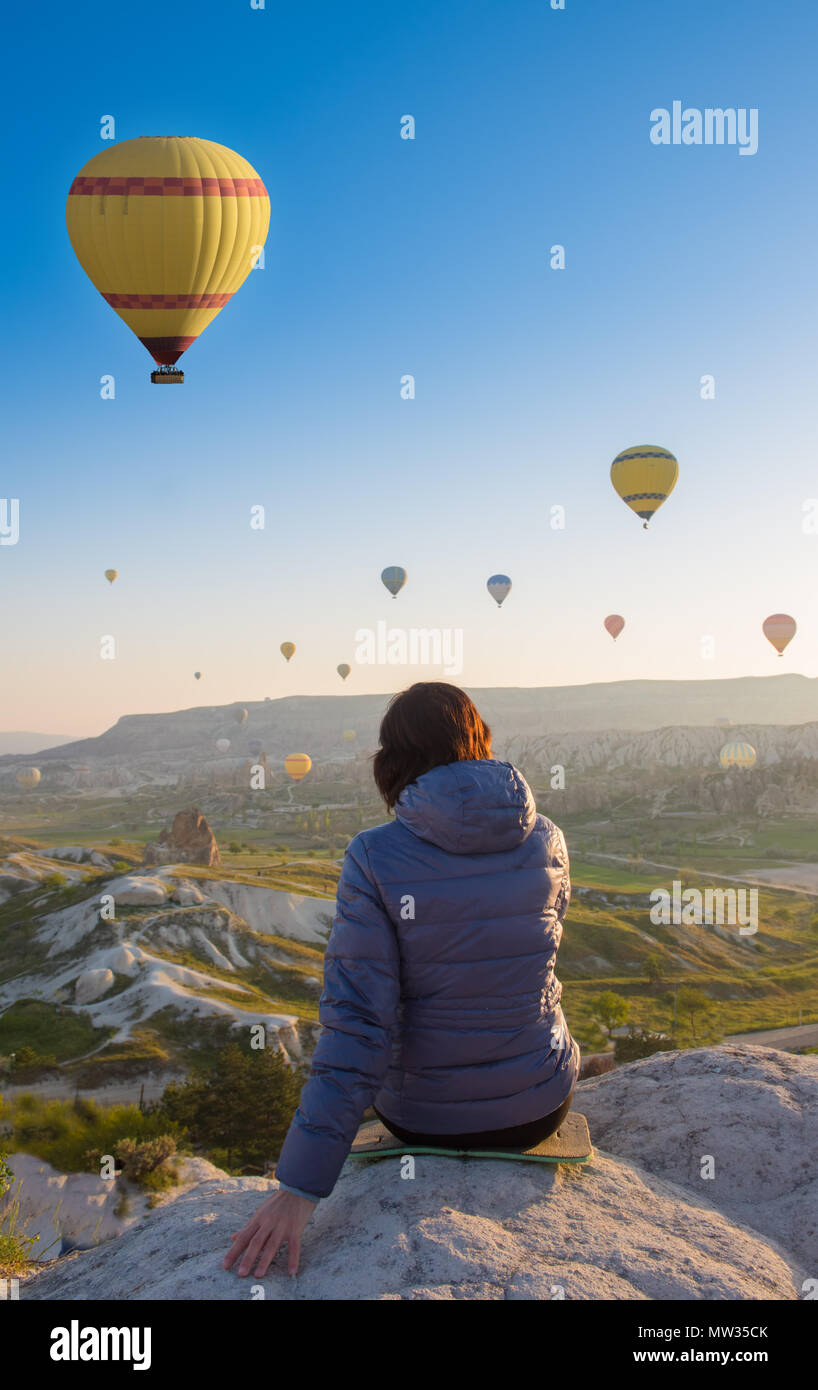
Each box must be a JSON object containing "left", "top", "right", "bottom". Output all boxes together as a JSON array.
[{"left": 3, "top": 0, "right": 817, "bottom": 734}]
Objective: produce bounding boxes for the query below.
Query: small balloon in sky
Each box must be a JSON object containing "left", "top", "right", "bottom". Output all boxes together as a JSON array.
[
  {"left": 104, "top": 569, "right": 118, "bottom": 584},
  {"left": 337, "top": 663, "right": 351, "bottom": 681},
  {"left": 610, "top": 445, "right": 679, "bottom": 529},
  {"left": 762, "top": 613, "right": 796, "bottom": 657},
  {"left": 194, "top": 671, "right": 202, "bottom": 681},
  {"left": 280, "top": 642, "right": 296, "bottom": 662},
  {"left": 381, "top": 566, "right": 407, "bottom": 598},
  {"left": 487, "top": 575, "right": 512, "bottom": 607},
  {"left": 285, "top": 753, "right": 311, "bottom": 782},
  {"left": 604, "top": 614, "right": 625, "bottom": 641}
]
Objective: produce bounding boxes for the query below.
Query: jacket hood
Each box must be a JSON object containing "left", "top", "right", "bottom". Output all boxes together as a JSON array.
[{"left": 394, "top": 759, "right": 537, "bottom": 855}]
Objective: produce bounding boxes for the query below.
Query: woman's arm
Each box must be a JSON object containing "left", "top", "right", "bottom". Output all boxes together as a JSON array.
[{"left": 273, "top": 833, "right": 401, "bottom": 1199}]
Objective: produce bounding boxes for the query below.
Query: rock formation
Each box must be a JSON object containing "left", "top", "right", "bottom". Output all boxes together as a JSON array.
[
  {"left": 22, "top": 1046, "right": 813, "bottom": 1301},
  {"left": 143, "top": 807, "right": 220, "bottom": 867}
]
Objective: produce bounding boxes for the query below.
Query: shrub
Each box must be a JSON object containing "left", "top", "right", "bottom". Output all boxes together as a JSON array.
[
  {"left": 580, "top": 1054, "right": 616, "bottom": 1079},
  {"left": 614, "top": 1028, "right": 678, "bottom": 1064}
]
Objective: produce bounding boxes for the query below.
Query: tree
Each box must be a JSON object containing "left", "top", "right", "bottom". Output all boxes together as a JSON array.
[
  {"left": 643, "top": 953, "right": 664, "bottom": 987},
  {"left": 157, "top": 1041, "right": 302, "bottom": 1172},
  {"left": 676, "top": 987, "right": 711, "bottom": 1041},
  {"left": 590, "top": 991, "right": 630, "bottom": 1037}
]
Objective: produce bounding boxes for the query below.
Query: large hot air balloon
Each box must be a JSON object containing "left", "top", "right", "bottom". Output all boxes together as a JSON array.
[
  {"left": 216, "top": 738, "right": 231, "bottom": 753},
  {"left": 66, "top": 137, "right": 270, "bottom": 382},
  {"left": 280, "top": 642, "right": 296, "bottom": 662},
  {"left": 337, "top": 664, "right": 351, "bottom": 681},
  {"left": 610, "top": 445, "right": 678, "bottom": 529},
  {"left": 233, "top": 707, "right": 248, "bottom": 725},
  {"left": 719, "top": 741, "right": 757, "bottom": 770},
  {"left": 104, "top": 569, "right": 118, "bottom": 584},
  {"left": 381, "top": 566, "right": 407, "bottom": 598},
  {"left": 194, "top": 671, "right": 202, "bottom": 681},
  {"left": 285, "top": 753, "right": 311, "bottom": 782},
  {"left": 604, "top": 614, "right": 625, "bottom": 641},
  {"left": 16, "top": 767, "right": 41, "bottom": 789},
  {"left": 487, "top": 575, "right": 512, "bottom": 607},
  {"left": 762, "top": 614, "right": 796, "bottom": 657}
]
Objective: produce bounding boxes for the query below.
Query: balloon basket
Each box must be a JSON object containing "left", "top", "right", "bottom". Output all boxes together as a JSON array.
[{"left": 151, "top": 368, "right": 184, "bottom": 384}]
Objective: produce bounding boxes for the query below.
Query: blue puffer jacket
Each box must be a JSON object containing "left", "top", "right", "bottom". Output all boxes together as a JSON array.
[{"left": 275, "top": 759, "right": 580, "bottom": 1198}]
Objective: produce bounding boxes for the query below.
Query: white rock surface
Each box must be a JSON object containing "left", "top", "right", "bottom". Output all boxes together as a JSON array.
[
  {"left": 22, "top": 1046, "right": 809, "bottom": 1301},
  {"left": 74, "top": 968, "right": 115, "bottom": 1004},
  {"left": 108, "top": 874, "right": 169, "bottom": 906},
  {"left": 578, "top": 1043, "right": 818, "bottom": 1271}
]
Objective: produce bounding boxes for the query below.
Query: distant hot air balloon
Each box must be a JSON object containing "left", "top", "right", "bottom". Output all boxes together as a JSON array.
[
  {"left": 719, "top": 741, "right": 757, "bottom": 770},
  {"left": 381, "top": 566, "right": 407, "bottom": 599},
  {"left": 337, "top": 664, "right": 351, "bottom": 681},
  {"left": 714, "top": 716, "right": 731, "bottom": 728},
  {"left": 280, "top": 642, "right": 296, "bottom": 662},
  {"left": 66, "top": 137, "right": 270, "bottom": 381},
  {"left": 104, "top": 569, "right": 118, "bottom": 585},
  {"left": 16, "top": 767, "right": 41, "bottom": 789},
  {"left": 285, "top": 753, "right": 311, "bottom": 782},
  {"left": 233, "top": 707, "right": 248, "bottom": 725},
  {"left": 194, "top": 671, "right": 202, "bottom": 681},
  {"left": 216, "top": 738, "right": 231, "bottom": 753},
  {"left": 604, "top": 614, "right": 625, "bottom": 641},
  {"left": 762, "top": 614, "right": 796, "bottom": 657},
  {"left": 487, "top": 575, "right": 512, "bottom": 607},
  {"left": 610, "top": 445, "right": 678, "bottom": 529},
  {"left": 342, "top": 729, "right": 357, "bottom": 742}
]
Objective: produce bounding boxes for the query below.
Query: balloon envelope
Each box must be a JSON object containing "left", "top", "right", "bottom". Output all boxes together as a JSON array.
[
  {"left": 285, "top": 753, "right": 311, "bottom": 781},
  {"left": 194, "top": 671, "right": 202, "bottom": 680},
  {"left": 216, "top": 738, "right": 231, "bottom": 752},
  {"left": 487, "top": 574, "right": 512, "bottom": 607},
  {"left": 66, "top": 137, "right": 270, "bottom": 372},
  {"left": 280, "top": 642, "right": 296, "bottom": 662},
  {"left": 604, "top": 614, "right": 625, "bottom": 641},
  {"left": 104, "top": 569, "right": 118, "bottom": 584},
  {"left": 16, "top": 767, "right": 41, "bottom": 788},
  {"left": 610, "top": 445, "right": 678, "bottom": 528},
  {"left": 337, "top": 664, "right": 351, "bottom": 680},
  {"left": 719, "top": 741, "right": 757, "bottom": 770},
  {"left": 381, "top": 566, "right": 407, "bottom": 598},
  {"left": 762, "top": 614, "right": 796, "bottom": 656},
  {"left": 342, "top": 729, "right": 356, "bottom": 742},
  {"left": 233, "top": 707, "right": 248, "bottom": 725}
]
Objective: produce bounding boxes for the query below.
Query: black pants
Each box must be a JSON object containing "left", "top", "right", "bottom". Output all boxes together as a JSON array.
[{"left": 373, "top": 1091, "right": 573, "bottom": 1151}]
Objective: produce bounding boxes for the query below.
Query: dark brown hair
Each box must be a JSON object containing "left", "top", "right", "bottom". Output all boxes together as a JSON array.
[{"left": 373, "top": 682, "right": 492, "bottom": 810}]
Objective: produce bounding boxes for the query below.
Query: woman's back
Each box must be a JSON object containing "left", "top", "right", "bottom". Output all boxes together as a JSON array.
[{"left": 360, "top": 759, "right": 579, "bottom": 1131}]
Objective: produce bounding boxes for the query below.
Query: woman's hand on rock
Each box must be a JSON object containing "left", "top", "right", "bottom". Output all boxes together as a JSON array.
[{"left": 222, "top": 1189, "right": 317, "bottom": 1278}]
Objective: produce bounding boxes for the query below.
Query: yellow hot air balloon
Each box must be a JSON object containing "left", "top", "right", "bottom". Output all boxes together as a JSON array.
[
  {"left": 719, "top": 741, "right": 757, "bottom": 770},
  {"left": 285, "top": 753, "right": 311, "bottom": 782},
  {"left": 610, "top": 445, "right": 679, "bottom": 529},
  {"left": 104, "top": 569, "right": 118, "bottom": 584},
  {"left": 280, "top": 642, "right": 296, "bottom": 662},
  {"left": 342, "top": 729, "right": 357, "bottom": 742},
  {"left": 16, "top": 767, "right": 41, "bottom": 789},
  {"left": 66, "top": 137, "right": 270, "bottom": 381}
]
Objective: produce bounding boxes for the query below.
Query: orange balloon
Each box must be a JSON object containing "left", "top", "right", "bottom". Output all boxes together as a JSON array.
[
  {"left": 604, "top": 615, "right": 625, "bottom": 641},
  {"left": 762, "top": 614, "right": 796, "bottom": 657}
]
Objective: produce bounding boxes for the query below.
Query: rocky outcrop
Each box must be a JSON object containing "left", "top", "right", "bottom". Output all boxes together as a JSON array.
[
  {"left": 21, "top": 1047, "right": 811, "bottom": 1301},
  {"left": 143, "top": 808, "right": 220, "bottom": 867}
]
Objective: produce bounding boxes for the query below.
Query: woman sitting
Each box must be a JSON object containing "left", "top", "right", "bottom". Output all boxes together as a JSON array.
[{"left": 224, "top": 681, "right": 579, "bottom": 1277}]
